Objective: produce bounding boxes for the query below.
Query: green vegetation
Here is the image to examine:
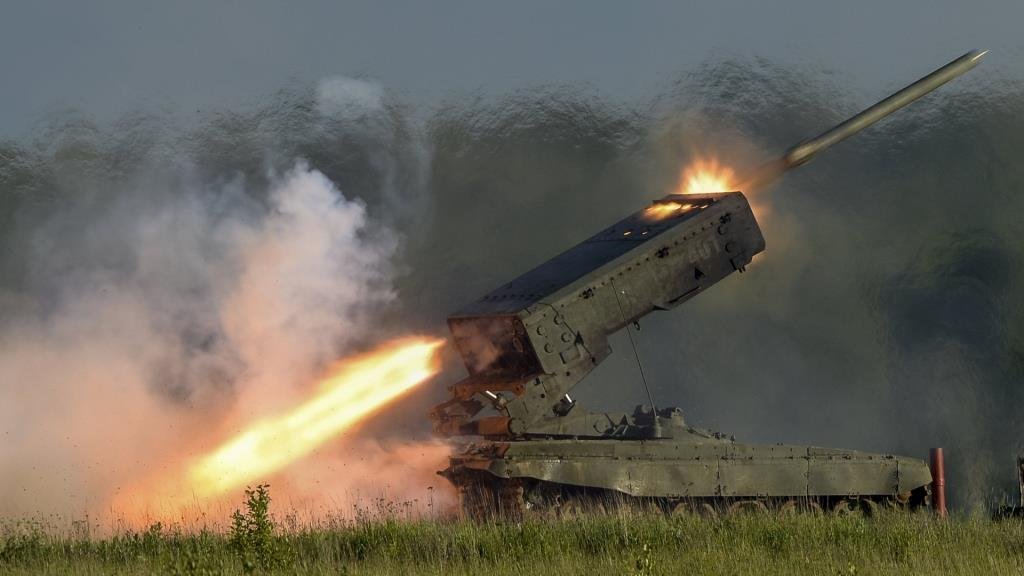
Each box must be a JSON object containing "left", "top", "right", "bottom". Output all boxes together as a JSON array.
[
  {"left": 2, "top": 491, "right": 1023, "bottom": 575},
  {"left": 228, "top": 485, "right": 292, "bottom": 573}
]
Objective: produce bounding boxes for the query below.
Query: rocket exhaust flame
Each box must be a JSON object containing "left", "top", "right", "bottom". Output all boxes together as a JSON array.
[
  {"left": 643, "top": 157, "right": 735, "bottom": 221},
  {"left": 188, "top": 336, "right": 446, "bottom": 498},
  {"left": 678, "top": 157, "right": 736, "bottom": 195}
]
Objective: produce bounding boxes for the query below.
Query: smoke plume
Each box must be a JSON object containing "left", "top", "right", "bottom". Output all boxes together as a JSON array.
[{"left": 0, "top": 78, "right": 449, "bottom": 523}]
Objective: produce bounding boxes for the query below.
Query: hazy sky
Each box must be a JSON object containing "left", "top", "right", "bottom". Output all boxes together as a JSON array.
[{"left": 1, "top": 0, "right": 1021, "bottom": 136}]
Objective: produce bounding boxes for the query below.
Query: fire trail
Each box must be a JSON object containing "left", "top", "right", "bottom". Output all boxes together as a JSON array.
[{"left": 189, "top": 337, "right": 445, "bottom": 498}]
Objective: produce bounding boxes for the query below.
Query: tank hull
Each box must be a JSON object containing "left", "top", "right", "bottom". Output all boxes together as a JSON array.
[{"left": 443, "top": 438, "right": 932, "bottom": 518}]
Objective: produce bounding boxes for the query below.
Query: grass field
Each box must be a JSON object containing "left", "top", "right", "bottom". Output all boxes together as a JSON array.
[{"left": 2, "top": 489, "right": 1022, "bottom": 575}]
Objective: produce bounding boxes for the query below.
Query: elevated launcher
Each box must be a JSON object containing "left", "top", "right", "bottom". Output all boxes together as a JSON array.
[{"left": 430, "top": 51, "right": 985, "bottom": 439}]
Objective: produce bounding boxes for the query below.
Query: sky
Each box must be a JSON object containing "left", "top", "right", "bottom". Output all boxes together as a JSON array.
[{"left": 1, "top": 0, "right": 1022, "bottom": 137}]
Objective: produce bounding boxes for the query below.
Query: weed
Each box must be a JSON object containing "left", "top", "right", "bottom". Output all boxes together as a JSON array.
[
  {"left": 229, "top": 484, "right": 291, "bottom": 573},
  {"left": 0, "top": 520, "right": 46, "bottom": 564},
  {"left": 634, "top": 542, "right": 656, "bottom": 576}
]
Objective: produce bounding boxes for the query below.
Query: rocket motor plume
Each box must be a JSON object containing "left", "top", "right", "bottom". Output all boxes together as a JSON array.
[
  {"left": 678, "top": 157, "right": 735, "bottom": 195},
  {"left": 188, "top": 336, "right": 446, "bottom": 498},
  {"left": 642, "top": 157, "right": 737, "bottom": 222}
]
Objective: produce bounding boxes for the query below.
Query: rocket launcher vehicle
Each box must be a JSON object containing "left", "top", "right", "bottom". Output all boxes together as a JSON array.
[{"left": 429, "top": 51, "right": 985, "bottom": 518}]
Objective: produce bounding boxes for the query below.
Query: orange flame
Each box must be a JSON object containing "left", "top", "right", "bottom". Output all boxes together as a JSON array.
[
  {"left": 678, "top": 157, "right": 735, "bottom": 195},
  {"left": 644, "top": 201, "right": 694, "bottom": 220},
  {"left": 188, "top": 336, "right": 445, "bottom": 498}
]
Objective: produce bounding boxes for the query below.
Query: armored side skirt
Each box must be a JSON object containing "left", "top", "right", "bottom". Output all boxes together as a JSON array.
[{"left": 448, "top": 440, "right": 932, "bottom": 499}]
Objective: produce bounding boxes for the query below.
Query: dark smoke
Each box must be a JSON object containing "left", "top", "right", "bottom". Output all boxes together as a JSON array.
[{"left": 1, "top": 58, "right": 1021, "bottom": 512}]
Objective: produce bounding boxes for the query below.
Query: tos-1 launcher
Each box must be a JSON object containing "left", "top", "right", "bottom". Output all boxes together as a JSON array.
[{"left": 429, "top": 51, "right": 986, "bottom": 440}]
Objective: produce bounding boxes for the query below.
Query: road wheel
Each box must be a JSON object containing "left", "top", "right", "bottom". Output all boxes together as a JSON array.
[
  {"left": 557, "top": 496, "right": 587, "bottom": 520},
  {"left": 882, "top": 495, "right": 908, "bottom": 512},
  {"left": 861, "top": 498, "right": 881, "bottom": 517},
  {"left": 697, "top": 502, "right": 719, "bottom": 519},
  {"left": 796, "top": 499, "right": 825, "bottom": 515},
  {"left": 727, "top": 500, "right": 769, "bottom": 516},
  {"left": 671, "top": 500, "right": 718, "bottom": 519},
  {"left": 832, "top": 498, "right": 861, "bottom": 517},
  {"left": 777, "top": 500, "right": 799, "bottom": 516}
]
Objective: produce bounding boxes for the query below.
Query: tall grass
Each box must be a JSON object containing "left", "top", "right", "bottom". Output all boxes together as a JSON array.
[{"left": 3, "top": 509, "right": 1023, "bottom": 575}]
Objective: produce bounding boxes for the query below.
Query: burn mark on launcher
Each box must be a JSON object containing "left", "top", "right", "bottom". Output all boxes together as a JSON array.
[{"left": 448, "top": 316, "right": 542, "bottom": 376}]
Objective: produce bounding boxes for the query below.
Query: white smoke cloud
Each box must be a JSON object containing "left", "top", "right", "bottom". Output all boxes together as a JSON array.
[
  {"left": 0, "top": 161, "right": 444, "bottom": 522},
  {"left": 218, "top": 164, "right": 398, "bottom": 418}
]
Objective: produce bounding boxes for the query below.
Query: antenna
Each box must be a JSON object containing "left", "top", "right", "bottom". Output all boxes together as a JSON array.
[{"left": 610, "top": 278, "right": 661, "bottom": 437}]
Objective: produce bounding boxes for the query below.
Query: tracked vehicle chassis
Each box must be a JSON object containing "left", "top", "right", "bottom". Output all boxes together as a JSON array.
[{"left": 452, "top": 469, "right": 930, "bottom": 521}]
